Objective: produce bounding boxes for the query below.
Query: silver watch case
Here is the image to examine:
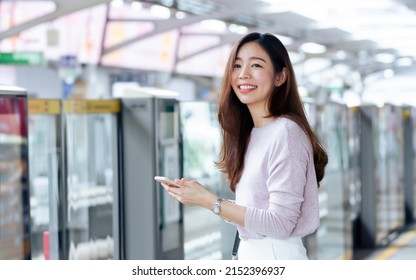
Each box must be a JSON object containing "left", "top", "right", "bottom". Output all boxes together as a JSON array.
[{"left": 212, "top": 197, "right": 223, "bottom": 215}]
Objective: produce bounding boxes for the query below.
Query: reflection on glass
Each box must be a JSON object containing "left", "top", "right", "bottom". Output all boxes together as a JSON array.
[
  {"left": 28, "top": 108, "right": 60, "bottom": 260},
  {"left": 313, "top": 102, "right": 352, "bottom": 260},
  {"left": 65, "top": 108, "right": 117, "bottom": 260},
  {"left": 375, "top": 107, "right": 390, "bottom": 242},
  {"left": 0, "top": 96, "right": 30, "bottom": 260},
  {"left": 158, "top": 102, "right": 182, "bottom": 254},
  {"left": 180, "top": 101, "right": 225, "bottom": 260},
  {"left": 381, "top": 105, "right": 404, "bottom": 234}
]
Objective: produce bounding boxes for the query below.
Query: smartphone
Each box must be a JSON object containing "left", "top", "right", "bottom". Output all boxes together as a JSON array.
[{"left": 154, "top": 176, "right": 183, "bottom": 188}]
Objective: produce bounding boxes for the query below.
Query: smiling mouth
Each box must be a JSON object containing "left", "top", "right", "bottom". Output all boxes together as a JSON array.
[{"left": 238, "top": 85, "right": 257, "bottom": 90}]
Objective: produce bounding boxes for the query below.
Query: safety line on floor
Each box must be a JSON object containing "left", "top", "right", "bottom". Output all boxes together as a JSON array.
[{"left": 374, "top": 229, "right": 416, "bottom": 260}]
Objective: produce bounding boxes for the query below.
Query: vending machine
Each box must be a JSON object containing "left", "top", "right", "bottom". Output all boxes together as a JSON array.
[
  {"left": 0, "top": 85, "right": 31, "bottom": 259},
  {"left": 119, "top": 88, "right": 183, "bottom": 259}
]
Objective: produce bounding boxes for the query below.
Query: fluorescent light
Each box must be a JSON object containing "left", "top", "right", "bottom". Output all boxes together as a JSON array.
[
  {"left": 150, "top": 4, "right": 171, "bottom": 19},
  {"left": 175, "top": 11, "right": 187, "bottom": 19},
  {"left": 228, "top": 24, "right": 248, "bottom": 34},
  {"left": 300, "top": 42, "right": 326, "bottom": 54},
  {"left": 110, "top": 0, "right": 124, "bottom": 8},
  {"left": 383, "top": 69, "right": 394, "bottom": 78},
  {"left": 200, "top": 20, "right": 227, "bottom": 32},
  {"left": 273, "top": 34, "right": 293, "bottom": 45},
  {"left": 375, "top": 53, "right": 396, "bottom": 64},
  {"left": 396, "top": 57, "right": 414, "bottom": 67},
  {"left": 131, "top": 2, "right": 142, "bottom": 10},
  {"left": 335, "top": 51, "right": 347, "bottom": 60},
  {"left": 343, "top": 90, "right": 361, "bottom": 108}
]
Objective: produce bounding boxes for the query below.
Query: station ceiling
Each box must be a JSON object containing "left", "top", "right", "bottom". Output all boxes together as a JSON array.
[
  {"left": 1, "top": 0, "right": 415, "bottom": 82},
  {"left": 141, "top": 0, "right": 416, "bottom": 77}
]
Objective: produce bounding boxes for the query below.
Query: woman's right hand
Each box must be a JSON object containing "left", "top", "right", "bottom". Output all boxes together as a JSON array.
[{"left": 161, "top": 178, "right": 218, "bottom": 209}]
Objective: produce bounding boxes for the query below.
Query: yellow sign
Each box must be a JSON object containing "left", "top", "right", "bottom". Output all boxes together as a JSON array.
[
  {"left": 63, "top": 100, "right": 120, "bottom": 114},
  {"left": 403, "top": 109, "right": 411, "bottom": 120},
  {"left": 28, "top": 99, "right": 61, "bottom": 114},
  {"left": 349, "top": 106, "right": 359, "bottom": 113}
]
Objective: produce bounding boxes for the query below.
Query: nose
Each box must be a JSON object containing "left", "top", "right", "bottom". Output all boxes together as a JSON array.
[{"left": 239, "top": 66, "right": 250, "bottom": 79}]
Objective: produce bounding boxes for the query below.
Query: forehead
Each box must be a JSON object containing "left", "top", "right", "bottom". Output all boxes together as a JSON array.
[{"left": 235, "top": 42, "right": 269, "bottom": 60}]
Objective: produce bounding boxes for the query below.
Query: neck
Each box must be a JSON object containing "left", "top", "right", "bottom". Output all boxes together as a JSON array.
[{"left": 247, "top": 105, "right": 275, "bottom": 128}]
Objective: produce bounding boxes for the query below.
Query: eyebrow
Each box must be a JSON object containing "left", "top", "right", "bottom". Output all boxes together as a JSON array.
[{"left": 235, "top": 56, "right": 267, "bottom": 62}]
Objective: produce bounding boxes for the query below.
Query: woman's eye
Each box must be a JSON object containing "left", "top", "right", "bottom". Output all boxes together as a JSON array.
[
  {"left": 233, "top": 64, "right": 241, "bottom": 68},
  {"left": 252, "top": 63, "right": 262, "bottom": 68}
]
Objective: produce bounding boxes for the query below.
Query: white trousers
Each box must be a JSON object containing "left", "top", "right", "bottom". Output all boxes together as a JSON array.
[{"left": 237, "top": 237, "right": 308, "bottom": 260}]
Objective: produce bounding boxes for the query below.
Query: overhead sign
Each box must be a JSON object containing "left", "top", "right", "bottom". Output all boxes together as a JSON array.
[{"left": 0, "top": 52, "right": 44, "bottom": 65}]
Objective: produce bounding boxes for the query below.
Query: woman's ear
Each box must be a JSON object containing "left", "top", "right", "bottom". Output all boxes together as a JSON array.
[{"left": 275, "top": 67, "right": 288, "bottom": 87}]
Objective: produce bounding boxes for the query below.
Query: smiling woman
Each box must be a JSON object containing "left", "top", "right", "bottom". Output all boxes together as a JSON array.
[{"left": 162, "top": 32, "right": 328, "bottom": 260}]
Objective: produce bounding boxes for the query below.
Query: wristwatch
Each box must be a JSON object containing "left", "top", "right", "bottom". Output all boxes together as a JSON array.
[{"left": 212, "top": 197, "right": 224, "bottom": 215}]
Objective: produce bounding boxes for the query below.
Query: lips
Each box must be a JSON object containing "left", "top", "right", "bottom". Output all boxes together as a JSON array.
[{"left": 238, "top": 84, "right": 257, "bottom": 93}]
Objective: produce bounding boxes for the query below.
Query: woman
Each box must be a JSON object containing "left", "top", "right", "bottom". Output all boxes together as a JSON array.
[{"left": 161, "top": 32, "right": 328, "bottom": 260}]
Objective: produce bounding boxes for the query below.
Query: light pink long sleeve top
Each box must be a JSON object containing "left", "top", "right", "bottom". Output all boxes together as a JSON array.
[{"left": 235, "top": 117, "right": 320, "bottom": 240}]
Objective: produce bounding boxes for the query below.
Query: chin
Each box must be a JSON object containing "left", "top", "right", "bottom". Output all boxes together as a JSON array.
[{"left": 236, "top": 96, "right": 251, "bottom": 105}]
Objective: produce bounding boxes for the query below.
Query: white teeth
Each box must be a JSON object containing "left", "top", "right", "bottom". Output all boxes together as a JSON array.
[{"left": 239, "top": 85, "right": 257, "bottom": 90}]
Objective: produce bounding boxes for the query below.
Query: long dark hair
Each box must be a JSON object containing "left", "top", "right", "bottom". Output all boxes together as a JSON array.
[{"left": 216, "top": 32, "right": 328, "bottom": 192}]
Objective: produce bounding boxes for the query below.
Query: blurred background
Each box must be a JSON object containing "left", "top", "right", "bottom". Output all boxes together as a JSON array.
[{"left": 0, "top": 0, "right": 415, "bottom": 260}]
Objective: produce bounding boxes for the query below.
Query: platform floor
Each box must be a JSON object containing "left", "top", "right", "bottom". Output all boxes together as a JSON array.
[{"left": 364, "top": 222, "right": 416, "bottom": 260}]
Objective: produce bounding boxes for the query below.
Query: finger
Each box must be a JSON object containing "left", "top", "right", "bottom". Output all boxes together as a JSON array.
[
  {"left": 168, "top": 191, "right": 182, "bottom": 202},
  {"left": 178, "top": 179, "right": 196, "bottom": 188},
  {"left": 173, "top": 178, "right": 189, "bottom": 188},
  {"left": 179, "top": 178, "right": 195, "bottom": 183},
  {"left": 160, "top": 182, "right": 170, "bottom": 191},
  {"left": 168, "top": 186, "right": 182, "bottom": 196},
  {"left": 161, "top": 182, "right": 180, "bottom": 190}
]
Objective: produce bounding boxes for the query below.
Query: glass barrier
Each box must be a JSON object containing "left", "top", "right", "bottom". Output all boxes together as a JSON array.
[
  {"left": 63, "top": 100, "right": 120, "bottom": 260},
  {"left": 381, "top": 105, "right": 405, "bottom": 234},
  {"left": 375, "top": 106, "right": 392, "bottom": 242},
  {"left": 179, "top": 101, "right": 233, "bottom": 260},
  {"left": 306, "top": 101, "right": 353, "bottom": 260},
  {"left": 346, "top": 106, "right": 361, "bottom": 257},
  {"left": 411, "top": 108, "right": 416, "bottom": 220},
  {"left": 27, "top": 99, "right": 61, "bottom": 260}
]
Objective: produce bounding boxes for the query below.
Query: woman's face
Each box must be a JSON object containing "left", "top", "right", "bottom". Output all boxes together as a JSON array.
[{"left": 231, "top": 42, "right": 279, "bottom": 114}]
